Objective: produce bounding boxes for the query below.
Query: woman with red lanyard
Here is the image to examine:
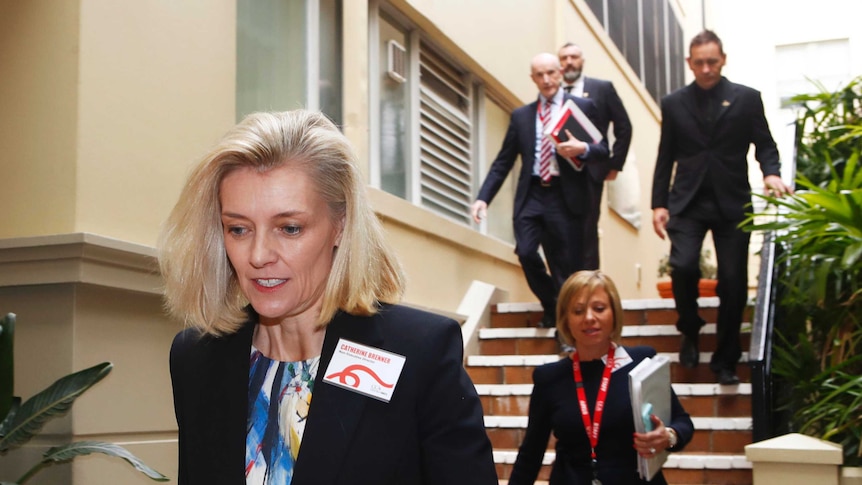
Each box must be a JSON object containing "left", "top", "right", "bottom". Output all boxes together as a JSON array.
[{"left": 508, "top": 270, "right": 694, "bottom": 484}]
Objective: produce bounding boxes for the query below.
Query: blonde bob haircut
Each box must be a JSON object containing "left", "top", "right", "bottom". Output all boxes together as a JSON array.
[
  {"left": 555, "top": 270, "right": 625, "bottom": 348},
  {"left": 158, "top": 110, "right": 405, "bottom": 336}
]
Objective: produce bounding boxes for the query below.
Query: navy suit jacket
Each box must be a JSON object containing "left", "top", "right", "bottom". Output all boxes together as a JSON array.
[
  {"left": 476, "top": 93, "right": 610, "bottom": 217},
  {"left": 580, "top": 77, "right": 632, "bottom": 183},
  {"left": 651, "top": 78, "right": 780, "bottom": 220},
  {"left": 170, "top": 304, "right": 497, "bottom": 485}
]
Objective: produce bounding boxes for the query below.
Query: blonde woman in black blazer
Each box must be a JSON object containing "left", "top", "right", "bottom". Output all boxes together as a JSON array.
[{"left": 160, "top": 110, "right": 496, "bottom": 485}]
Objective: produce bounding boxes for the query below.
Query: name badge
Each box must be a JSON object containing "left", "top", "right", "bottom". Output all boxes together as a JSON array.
[{"left": 323, "top": 339, "right": 406, "bottom": 402}]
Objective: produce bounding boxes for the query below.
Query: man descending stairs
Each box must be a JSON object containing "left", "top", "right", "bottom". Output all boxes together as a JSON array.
[{"left": 467, "top": 298, "right": 754, "bottom": 485}]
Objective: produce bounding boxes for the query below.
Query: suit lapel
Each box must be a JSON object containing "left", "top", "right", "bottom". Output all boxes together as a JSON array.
[
  {"left": 680, "top": 84, "right": 702, "bottom": 125},
  {"left": 292, "top": 312, "right": 384, "bottom": 484},
  {"left": 581, "top": 77, "right": 594, "bottom": 99},
  {"left": 207, "top": 321, "right": 254, "bottom": 481},
  {"left": 679, "top": 84, "right": 714, "bottom": 141}
]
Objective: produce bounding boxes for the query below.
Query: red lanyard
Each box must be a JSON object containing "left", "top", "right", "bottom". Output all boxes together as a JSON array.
[{"left": 572, "top": 344, "right": 615, "bottom": 461}]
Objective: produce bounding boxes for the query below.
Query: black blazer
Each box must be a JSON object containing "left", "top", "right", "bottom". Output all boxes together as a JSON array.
[
  {"left": 170, "top": 304, "right": 497, "bottom": 485},
  {"left": 508, "top": 346, "right": 694, "bottom": 485},
  {"left": 651, "top": 78, "right": 780, "bottom": 220},
  {"left": 476, "top": 93, "right": 610, "bottom": 217},
  {"left": 581, "top": 77, "right": 632, "bottom": 182}
]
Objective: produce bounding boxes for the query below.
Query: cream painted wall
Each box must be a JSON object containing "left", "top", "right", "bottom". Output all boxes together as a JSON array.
[
  {"left": 0, "top": 1, "right": 79, "bottom": 238},
  {"left": 403, "top": 0, "right": 558, "bottom": 103},
  {"left": 371, "top": 190, "right": 533, "bottom": 314},
  {"left": 1, "top": 1, "right": 235, "bottom": 247},
  {"left": 75, "top": 0, "right": 236, "bottom": 247},
  {"left": 482, "top": 96, "right": 518, "bottom": 244},
  {"left": 341, "top": 0, "right": 371, "bottom": 177}
]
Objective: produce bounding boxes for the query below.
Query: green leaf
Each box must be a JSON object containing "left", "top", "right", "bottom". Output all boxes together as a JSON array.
[
  {"left": 0, "top": 397, "right": 21, "bottom": 439},
  {"left": 843, "top": 241, "right": 862, "bottom": 268},
  {"left": 0, "top": 362, "right": 112, "bottom": 453},
  {"left": 37, "top": 441, "right": 168, "bottom": 482}
]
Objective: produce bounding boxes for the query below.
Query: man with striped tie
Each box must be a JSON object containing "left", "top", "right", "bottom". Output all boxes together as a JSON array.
[{"left": 471, "top": 52, "right": 609, "bottom": 328}]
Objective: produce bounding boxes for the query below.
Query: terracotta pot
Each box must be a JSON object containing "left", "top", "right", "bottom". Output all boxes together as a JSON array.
[
  {"left": 656, "top": 280, "right": 673, "bottom": 299},
  {"left": 698, "top": 278, "right": 718, "bottom": 297},
  {"left": 656, "top": 279, "right": 718, "bottom": 298}
]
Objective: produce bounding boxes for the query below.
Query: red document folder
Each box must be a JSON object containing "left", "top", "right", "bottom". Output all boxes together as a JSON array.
[{"left": 543, "top": 98, "right": 604, "bottom": 170}]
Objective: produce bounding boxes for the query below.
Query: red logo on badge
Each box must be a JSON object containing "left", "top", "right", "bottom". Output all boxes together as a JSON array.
[{"left": 326, "top": 364, "right": 395, "bottom": 389}]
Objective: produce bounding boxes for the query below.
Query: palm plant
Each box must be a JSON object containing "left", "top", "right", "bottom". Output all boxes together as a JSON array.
[
  {"left": 0, "top": 313, "right": 168, "bottom": 484},
  {"left": 792, "top": 75, "right": 862, "bottom": 187},
  {"left": 745, "top": 76, "right": 862, "bottom": 465}
]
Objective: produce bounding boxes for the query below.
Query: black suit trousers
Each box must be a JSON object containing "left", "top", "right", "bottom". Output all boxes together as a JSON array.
[
  {"left": 666, "top": 193, "right": 750, "bottom": 373},
  {"left": 583, "top": 178, "right": 604, "bottom": 270},
  {"left": 514, "top": 179, "right": 584, "bottom": 314}
]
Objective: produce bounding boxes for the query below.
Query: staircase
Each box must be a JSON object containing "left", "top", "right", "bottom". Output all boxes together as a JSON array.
[{"left": 467, "top": 299, "right": 755, "bottom": 485}]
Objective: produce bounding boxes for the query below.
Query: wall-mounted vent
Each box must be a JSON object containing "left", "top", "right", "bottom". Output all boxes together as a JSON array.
[{"left": 387, "top": 40, "right": 407, "bottom": 83}]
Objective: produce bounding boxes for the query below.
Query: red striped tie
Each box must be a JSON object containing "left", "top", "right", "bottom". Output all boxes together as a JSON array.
[{"left": 538, "top": 99, "right": 553, "bottom": 183}]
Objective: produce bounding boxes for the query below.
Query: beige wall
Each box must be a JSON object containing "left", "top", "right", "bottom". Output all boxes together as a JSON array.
[
  {"left": 0, "top": 0, "right": 79, "bottom": 237},
  {"left": 75, "top": 1, "right": 236, "bottom": 246},
  {"left": 0, "top": 0, "right": 236, "bottom": 247}
]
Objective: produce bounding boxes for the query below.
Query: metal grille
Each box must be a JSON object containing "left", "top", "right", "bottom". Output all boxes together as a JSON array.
[{"left": 418, "top": 43, "right": 473, "bottom": 224}]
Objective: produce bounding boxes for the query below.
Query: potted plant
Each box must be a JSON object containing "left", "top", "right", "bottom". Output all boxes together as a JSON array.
[
  {"left": 656, "top": 248, "right": 718, "bottom": 298},
  {"left": 0, "top": 313, "right": 168, "bottom": 484}
]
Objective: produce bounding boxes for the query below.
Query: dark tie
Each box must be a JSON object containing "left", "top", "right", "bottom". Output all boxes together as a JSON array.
[{"left": 564, "top": 85, "right": 573, "bottom": 93}]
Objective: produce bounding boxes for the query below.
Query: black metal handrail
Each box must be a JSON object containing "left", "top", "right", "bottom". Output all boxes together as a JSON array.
[{"left": 748, "top": 231, "right": 783, "bottom": 442}]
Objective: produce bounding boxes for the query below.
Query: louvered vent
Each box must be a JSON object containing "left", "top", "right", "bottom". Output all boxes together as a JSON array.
[
  {"left": 387, "top": 40, "right": 407, "bottom": 83},
  {"left": 418, "top": 42, "right": 473, "bottom": 225}
]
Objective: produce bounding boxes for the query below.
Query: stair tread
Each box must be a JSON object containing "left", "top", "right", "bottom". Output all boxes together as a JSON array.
[
  {"left": 468, "top": 351, "right": 751, "bottom": 366},
  {"left": 492, "top": 449, "right": 752, "bottom": 469},
  {"left": 480, "top": 323, "right": 752, "bottom": 339},
  {"left": 495, "top": 297, "right": 729, "bottom": 313},
  {"left": 476, "top": 382, "right": 752, "bottom": 396},
  {"left": 484, "top": 415, "right": 751, "bottom": 430}
]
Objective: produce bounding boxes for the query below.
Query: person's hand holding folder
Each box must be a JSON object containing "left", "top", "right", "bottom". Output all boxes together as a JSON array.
[
  {"left": 544, "top": 99, "right": 603, "bottom": 171},
  {"left": 555, "top": 129, "right": 588, "bottom": 159}
]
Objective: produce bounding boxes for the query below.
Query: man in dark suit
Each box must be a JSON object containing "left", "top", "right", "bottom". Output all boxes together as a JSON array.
[
  {"left": 471, "top": 52, "right": 609, "bottom": 328},
  {"left": 651, "top": 30, "right": 792, "bottom": 385},
  {"left": 558, "top": 42, "right": 632, "bottom": 270}
]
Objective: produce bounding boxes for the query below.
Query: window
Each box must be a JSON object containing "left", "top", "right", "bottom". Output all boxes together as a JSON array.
[
  {"left": 371, "top": 5, "right": 481, "bottom": 227},
  {"left": 585, "top": 0, "right": 684, "bottom": 103},
  {"left": 236, "top": 0, "right": 342, "bottom": 125},
  {"left": 775, "top": 39, "right": 851, "bottom": 107}
]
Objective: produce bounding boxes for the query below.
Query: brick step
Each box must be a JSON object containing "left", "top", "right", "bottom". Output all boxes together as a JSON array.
[
  {"left": 478, "top": 324, "right": 752, "bottom": 355},
  {"left": 478, "top": 299, "right": 755, "bottom": 485},
  {"left": 476, "top": 383, "right": 752, "bottom": 418},
  {"left": 466, "top": 353, "right": 751, "bottom": 385},
  {"left": 484, "top": 415, "right": 751, "bottom": 453},
  {"left": 493, "top": 450, "right": 752, "bottom": 484},
  {"left": 490, "top": 299, "right": 748, "bottom": 329}
]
